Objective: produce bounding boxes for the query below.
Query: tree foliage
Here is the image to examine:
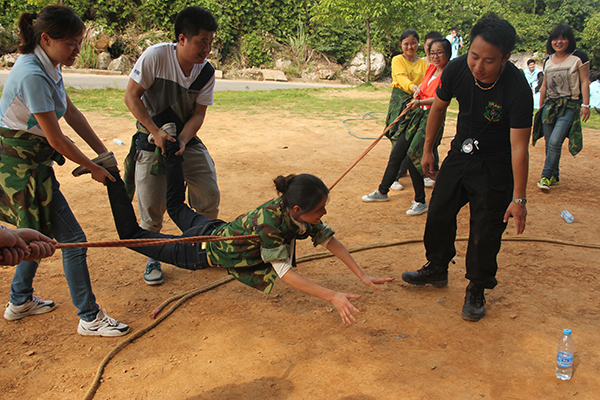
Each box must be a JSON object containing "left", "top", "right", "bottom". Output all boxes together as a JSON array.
[{"left": 1, "top": 0, "right": 599, "bottom": 70}]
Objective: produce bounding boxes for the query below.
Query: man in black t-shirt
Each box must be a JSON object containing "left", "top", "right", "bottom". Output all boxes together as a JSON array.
[{"left": 401, "top": 17, "right": 533, "bottom": 322}]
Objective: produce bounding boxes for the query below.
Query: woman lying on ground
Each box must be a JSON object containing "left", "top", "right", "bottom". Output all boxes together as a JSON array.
[{"left": 100, "top": 143, "right": 395, "bottom": 325}]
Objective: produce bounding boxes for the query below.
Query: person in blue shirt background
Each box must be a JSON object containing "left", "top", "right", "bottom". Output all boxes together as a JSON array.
[
  {"left": 590, "top": 69, "right": 600, "bottom": 115},
  {"left": 524, "top": 59, "right": 542, "bottom": 108},
  {"left": 445, "top": 27, "right": 463, "bottom": 60}
]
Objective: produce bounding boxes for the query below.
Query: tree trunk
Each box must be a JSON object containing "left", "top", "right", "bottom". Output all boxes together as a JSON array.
[{"left": 366, "top": 17, "right": 371, "bottom": 83}]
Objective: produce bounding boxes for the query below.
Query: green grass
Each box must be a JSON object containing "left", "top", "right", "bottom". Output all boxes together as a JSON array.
[
  {"left": 2, "top": 84, "right": 598, "bottom": 130},
  {"left": 211, "top": 85, "right": 390, "bottom": 118},
  {"left": 65, "top": 87, "right": 131, "bottom": 117}
]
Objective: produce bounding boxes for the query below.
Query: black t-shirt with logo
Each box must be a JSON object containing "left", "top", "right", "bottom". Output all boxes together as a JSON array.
[{"left": 436, "top": 54, "right": 533, "bottom": 164}]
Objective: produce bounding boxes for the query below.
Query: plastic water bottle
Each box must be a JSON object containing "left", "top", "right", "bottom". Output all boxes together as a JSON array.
[
  {"left": 561, "top": 210, "right": 574, "bottom": 223},
  {"left": 556, "top": 328, "right": 574, "bottom": 380},
  {"left": 113, "top": 139, "right": 124, "bottom": 145}
]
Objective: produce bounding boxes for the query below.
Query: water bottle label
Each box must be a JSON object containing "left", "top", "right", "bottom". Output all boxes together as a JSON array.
[{"left": 557, "top": 351, "right": 573, "bottom": 368}]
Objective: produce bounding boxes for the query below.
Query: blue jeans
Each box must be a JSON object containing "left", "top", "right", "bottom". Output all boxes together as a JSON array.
[
  {"left": 541, "top": 106, "right": 575, "bottom": 180},
  {"left": 10, "top": 172, "right": 99, "bottom": 321}
]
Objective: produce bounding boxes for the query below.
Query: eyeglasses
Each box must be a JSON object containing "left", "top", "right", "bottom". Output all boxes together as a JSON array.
[{"left": 430, "top": 51, "right": 446, "bottom": 58}]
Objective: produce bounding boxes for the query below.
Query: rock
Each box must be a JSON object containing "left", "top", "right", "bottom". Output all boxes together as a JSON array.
[
  {"left": 85, "top": 25, "right": 110, "bottom": 53},
  {"left": 301, "top": 71, "right": 319, "bottom": 82},
  {"left": 97, "top": 52, "right": 112, "bottom": 70},
  {"left": 226, "top": 67, "right": 263, "bottom": 81},
  {"left": 348, "top": 51, "right": 386, "bottom": 81},
  {"left": 275, "top": 58, "right": 292, "bottom": 70},
  {"left": 108, "top": 56, "right": 132, "bottom": 73},
  {"left": 318, "top": 69, "right": 336, "bottom": 80},
  {"left": 1, "top": 53, "right": 18, "bottom": 67}
]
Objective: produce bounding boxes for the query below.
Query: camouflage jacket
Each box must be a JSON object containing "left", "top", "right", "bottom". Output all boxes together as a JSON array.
[
  {"left": 0, "top": 128, "right": 65, "bottom": 236},
  {"left": 207, "top": 196, "right": 335, "bottom": 293},
  {"left": 532, "top": 98, "right": 583, "bottom": 156}
]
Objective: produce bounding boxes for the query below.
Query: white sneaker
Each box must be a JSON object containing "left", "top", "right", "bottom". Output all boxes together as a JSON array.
[
  {"left": 362, "top": 190, "right": 389, "bottom": 202},
  {"left": 424, "top": 177, "right": 435, "bottom": 188},
  {"left": 406, "top": 201, "right": 428, "bottom": 216},
  {"left": 390, "top": 181, "right": 404, "bottom": 191},
  {"left": 4, "top": 295, "right": 56, "bottom": 320},
  {"left": 78, "top": 309, "right": 130, "bottom": 337}
]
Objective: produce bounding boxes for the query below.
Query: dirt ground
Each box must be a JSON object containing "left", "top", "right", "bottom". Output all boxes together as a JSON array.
[{"left": 1, "top": 87, "right": 600, "bottom": 400}]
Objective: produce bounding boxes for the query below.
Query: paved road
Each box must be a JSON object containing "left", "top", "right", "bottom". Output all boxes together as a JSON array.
[{"left": 0, "top": 69, "right": 351, "bottom": 91}]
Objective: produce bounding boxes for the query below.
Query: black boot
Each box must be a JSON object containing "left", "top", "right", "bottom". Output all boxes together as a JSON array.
[
  {"left": 461, "top": 282, "right": 486, "bottom": 322},
  {"left": 401, "top": 262, "right": 448, "bottom": 287}
]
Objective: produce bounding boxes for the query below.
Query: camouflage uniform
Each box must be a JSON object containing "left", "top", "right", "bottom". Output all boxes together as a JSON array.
[
  {"left": 207, "top": 197, "right": 334, "bottom": 293},
  {"left": 0, "top": 128, "right": 65, "bottom": 236},
  {"left": 397, "top": 108, "right": 445, "bottom": 176}
]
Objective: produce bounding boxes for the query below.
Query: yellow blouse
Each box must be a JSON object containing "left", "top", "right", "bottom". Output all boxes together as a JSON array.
[{"left": 391, "top": 54, "right": 428, "bottom": 94}]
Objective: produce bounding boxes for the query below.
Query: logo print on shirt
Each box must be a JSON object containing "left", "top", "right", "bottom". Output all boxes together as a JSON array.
[{"left": 484, "top": 101, "right": 502, "bottom": 122}]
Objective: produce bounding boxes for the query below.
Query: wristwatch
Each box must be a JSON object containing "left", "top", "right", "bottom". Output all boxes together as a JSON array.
[
  {"left": 582, "top": 104, "right": 590, "bottom": 108},
  {"left": 512, "top": 197, "right": 527, "bottom": 206}
]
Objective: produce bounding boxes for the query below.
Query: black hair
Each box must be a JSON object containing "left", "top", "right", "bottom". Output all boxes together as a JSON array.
[
  {"left": 590, "top": 69, "right": 600, "bottom": 83},
  {"left": 274, "top": 174, "right": 329, "bottom": 215},
  {"left": 428, "top": 37, "right": 451, "bottom": 57},
  {"left": 535, "top": 71, "right": 544, "bottom": 93},
  {"left": 527, "top": 59, "right": 535, "bottom": 65},
  {"left": 451, "top": 26, "right": 459, "bottom": 32},
  {"left": 424, "top": 31, "right": 443, "bottom": 41},
  {"left": 174, "top": 6, "right": 218, "bottom": 42},
  {"left": 17, "top": 6, "right": 85, "bottom": 54},
  {"left": 546, "top": 24, "right": 576, "bottom": 55},
  {"left": 400, "top": 29, "right": 419, "bottom": 43},
  {"left": 469, "top": 16, "right": 516, "bottom": 56}
]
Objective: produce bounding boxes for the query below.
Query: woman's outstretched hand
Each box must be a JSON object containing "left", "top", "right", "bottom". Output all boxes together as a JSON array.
[
  {"left": 361, "top": 275, "right": 395, "bottom": 291},
  {"left": 330, "top": 292, "right": 362, "bottom": 325}
]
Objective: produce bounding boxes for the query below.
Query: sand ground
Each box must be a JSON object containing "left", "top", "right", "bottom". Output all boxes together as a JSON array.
[{"left": 1, "top": 88, "right": 599, "bottom": 399}]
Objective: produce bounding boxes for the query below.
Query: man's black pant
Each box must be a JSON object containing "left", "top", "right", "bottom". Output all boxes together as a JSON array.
[{"left": 423, "top": 151, "right": 513, "bottom": 289}]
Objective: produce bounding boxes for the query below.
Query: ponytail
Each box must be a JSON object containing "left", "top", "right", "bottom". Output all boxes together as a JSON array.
[
  {"left": 274, "top": 174, "right": 329, "bottom": 215},
  {"left": 17, "top": 6, "right": 85, "bottom": 54}
]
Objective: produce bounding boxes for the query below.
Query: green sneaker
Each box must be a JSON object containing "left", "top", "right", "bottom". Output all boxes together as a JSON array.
[
  {"left": 144, "top": 261, "right": 163, "bottom": 285},
  {"left": 550, "top": 176, "right": 560, "bottom": 186},
  {"left": 537, "top": 177, "right": 551, "bottom": 191}
]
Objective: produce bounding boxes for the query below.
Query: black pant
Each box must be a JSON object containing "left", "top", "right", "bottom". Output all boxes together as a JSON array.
[
  {"left": 378, "top": 134, "right": 426, "bottom": 203},
  {"left": 105, "top": 148, "right": 224, "bottom": 270},
  {"left": 423, "top": 152, "right": 513, "bottom": 289}
]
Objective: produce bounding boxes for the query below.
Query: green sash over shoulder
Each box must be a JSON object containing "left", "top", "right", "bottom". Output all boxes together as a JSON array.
[
  {"left": 402, "top": 108, "right": 444, "bottom": 175},
  {"left": 0, "top": 128, "right": 65, "bottom": 236},
  {"left": 532, "top": 98, "right": 582, "bottom": 156},
  {"left": 385, "top": 87, "right": 414, "bottom": 142}
]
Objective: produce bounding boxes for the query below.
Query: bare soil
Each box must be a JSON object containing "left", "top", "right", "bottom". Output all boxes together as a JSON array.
[{"left": 1, "top": 91, "right": 600, "bottom": 400}]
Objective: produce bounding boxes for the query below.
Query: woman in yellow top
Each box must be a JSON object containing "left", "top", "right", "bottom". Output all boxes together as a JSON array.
[{"left": 363, "top": 29, "right": 428, "bottom": 202}]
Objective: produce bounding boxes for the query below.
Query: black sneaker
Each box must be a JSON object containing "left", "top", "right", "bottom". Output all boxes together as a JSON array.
[
  {"left": 401, "top": 262, "right": 448, "bottom": 287},
  {"left": 461, "top": 282, "right": 486, "bottom": 322}
]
